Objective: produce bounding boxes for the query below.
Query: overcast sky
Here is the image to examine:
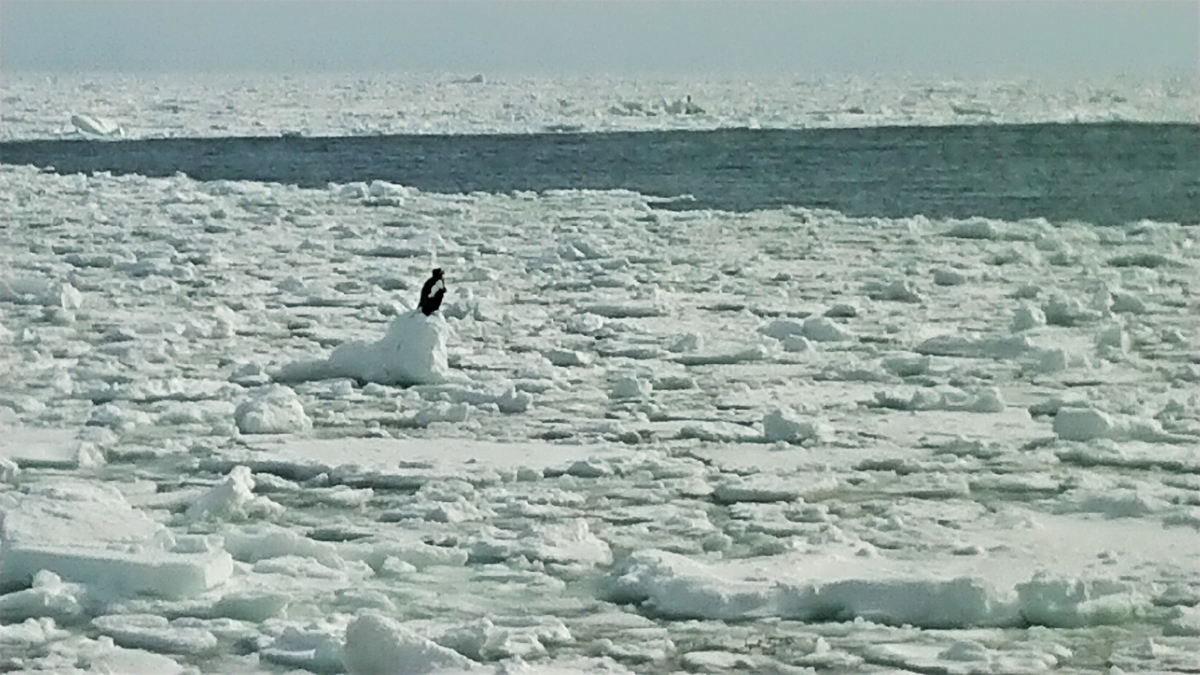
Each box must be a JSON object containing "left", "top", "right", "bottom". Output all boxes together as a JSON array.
[{"left": 1, "top": 1, "right": 1197, "bottom": 78}]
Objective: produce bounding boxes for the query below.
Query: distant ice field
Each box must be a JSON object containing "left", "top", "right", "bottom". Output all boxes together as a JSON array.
[{"left": 3, "top": 123, "right": 1198, "bottom": 226}]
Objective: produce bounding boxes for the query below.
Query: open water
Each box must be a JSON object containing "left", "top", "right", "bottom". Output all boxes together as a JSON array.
[{"left": 1, "top": 122, "right": 1197, "bottom": 225}]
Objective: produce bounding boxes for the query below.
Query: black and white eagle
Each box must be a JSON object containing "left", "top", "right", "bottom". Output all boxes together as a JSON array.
[{"left": 418, "top": 268, "right": 445, "bottom": 316}]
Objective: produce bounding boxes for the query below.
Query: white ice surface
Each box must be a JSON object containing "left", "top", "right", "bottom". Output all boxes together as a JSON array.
[
  {"left": 0, "top": 161, "right": 1197, "bottom": 674},
  {"left": 0, "top": 72, "right": 1196, "bottom": 140}
]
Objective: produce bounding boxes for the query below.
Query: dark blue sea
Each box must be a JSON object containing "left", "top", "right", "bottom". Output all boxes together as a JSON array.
[{"left": 1, "top": 123, "right": 1197, "bottom": 226}]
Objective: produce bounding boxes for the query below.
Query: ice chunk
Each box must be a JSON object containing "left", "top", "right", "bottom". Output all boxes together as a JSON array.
[
  {"left": 0, "top": 482, "right": 232, "bottom": 598},
  {"left": 222, "top": 523, "right": 340, "bottom": 564},
  {"left": 234, "top": 385, "right": 312, "bottom": 434},
  {"left": 865, "top": 279, "right": 921, "bottom": 303},
  {"left": 606, "top": 549, "right": 775, "bottom": 620},
  {"left": 1011, "top": 303, "right": 1046, "bottom": 332},
  {"left": 1017, "top": 574, "right": 1149, "bottom": 628},
  {"left": 186, "top": 465, "right": 284, "bottom": 521},
  {"left": 70, "top": 113, "right": 123, "bottom": 137},
  {"left": 262, "top": 621, "right": 347, "bottom": 673},
  {"left": 759, "top": 318, "right": 806, "bottom": 340},
  {"left": 762, "top": 408, "right": 828, "bottom": 444},
  {"left": 543, "top": 348, "right": 593, "bottom": 367},
  {"left": 609, "top": 375, "right": 651, "bottom": 400},
  {"left": 0, "top": 616, "right": 67, "bottom": 649},
  {"left": 916, "top": 334, "right": 1031, "bottom": 359},
  {"left": 0, "top": 570, "right": 86, "bottom": 622},
  {"left": 1053, "top": 407, "right": 1113, "bottom": 441},
  {"left": 802, "top": 317, "right": 854, "bottom": 342},
  {"left": 933, "top": 267, "right": 968, "bottom": 286},
  {"left": 343, "top": 611, "right": 477, "bottom": 675},
  {"left": 471, "top": 519, "right": 612, "bottom": 567},
  {"left": 946, "top": 219, "right": 1000, "bottom": 239},
  {"left": 92, "top": 614, "right": 219, "bottom": 655},
  {"left": 0, "top": 276, "right": 83, "bottom": 309},
  {"left": 0, "top": 427, "right": 102, "bottom": 469}
]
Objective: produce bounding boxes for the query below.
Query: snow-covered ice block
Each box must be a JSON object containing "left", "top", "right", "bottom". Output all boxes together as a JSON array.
[
  {"left": 221, "top": 436, "right": 622, "bottom": 487},
  {"left": 0, "top": 427, "right": 103, "bottom": 469},
  {"left": 759, "top": 318, "right": 806, "bottom": 340},
  {"left": 779, "top": 575, "right": 1013, "bottom": 629},
  {"left": 540, "top": 348, "right": 592, "bottom": 368},
  {"left": 92, "top": 613, "right": 219, "bottom": 655},
  {"left": 234, "top": 385, "right": 312, "bottom": 434},
  {"left": 933, "top": 267, "right": 968, "bottom": 286},
  {"left": 41, "top": 635, "right": 186, "bottom": 675},
  {"left": 675, "top": 345, "right": 769, "bottom": 366},
  {"left": 0, "top": 482, "right": 233, "bottom": 598},
  {"left": 0, "top": 570, "right": 86, "bottom": 622},
  {"left": 343, "top": 612, "right": 478, "bottom": 674},
  {"left": 582, "top": 302, "right": 666, "bottom": 319},
  {"left": 916, "top": 334, "right": 1032, "bottom": 360},
  {"left": 865, "top": 279, "right": 921, "bottom": 302},
  {"left": 186, "top": 465, "right": 284, "bottom": 521},
  {"left": 222, "top": 523, "right": 340, "bottom": 564},
  {"left": 261, "top": 620, "right": 347, "bottom": 673},
  {"left": 1053, "top": 407, "right": 1113, "bottom": 441},
  {"left": 606, "top": 549, "right": 775, "bottom": 620},
  {"left": 0, "top": 276, "right": 83, "bottom": 308},
  {"left": 0, "top": 616, "right": 67, "bottom": 650},
  {"left": 945, "top": 219, "right": 1001, "bottom": 239},
  {"left": 70, "top": 113, "right": 123, "bottom": 137},
  {"left": 801, "top": 317, "right": 855, "bottom": 342},
  {"left": 471, "top": 519, "right": 612, "bottom": 567},
  {"left": 1016, "top": 573, "right": 1149, "bottom": 628},
  {"left": 277, "top": 311, "right": 449, "bottom": 386},
  {"left": 609, "top": 375, "right": 651, "bottom": 400},
  {"left": 435, "top": 616, "right": 572, "bottom": 661},
  {"left": 763, "top": 408, "right": 828, "bottom": 444},
  {"left": 870, "top": 386, "right": 1005, "bottom": 413},
  {"left": 1011, "top": 303, "right": 1046, "bottom": 332}
]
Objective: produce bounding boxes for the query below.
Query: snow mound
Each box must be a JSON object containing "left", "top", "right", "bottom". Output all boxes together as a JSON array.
[{"left": 277, "top": 311, "right": 449, "bottom": 386}]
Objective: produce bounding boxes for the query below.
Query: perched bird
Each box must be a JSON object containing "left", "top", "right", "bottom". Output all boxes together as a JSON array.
[{"left": 418, "top": 268, "right": 445, "bottom": 316}]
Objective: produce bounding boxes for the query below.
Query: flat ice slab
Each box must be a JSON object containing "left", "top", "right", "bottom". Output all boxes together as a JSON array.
[
  {"left": 0, "top": 427, "right": 101, "bottom": 469},
  {"left": 0, "top": 482, "right": 233, "bottom": 598},
  {"left": 212, "top": 436, "right": 623, "bottom": 484},
  {"left": 610, "top": 512, "right": 1200, "bottom": 629}
]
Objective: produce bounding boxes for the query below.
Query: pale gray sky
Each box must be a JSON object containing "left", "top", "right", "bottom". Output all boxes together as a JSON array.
[{"left": 1, "top": 0, "right": 1197, "bottom": 78}]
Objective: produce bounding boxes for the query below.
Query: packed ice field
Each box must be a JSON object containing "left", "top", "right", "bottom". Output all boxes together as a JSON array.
[{"left": 1, "top": 74, "right": 1199, "bottom": 675}]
